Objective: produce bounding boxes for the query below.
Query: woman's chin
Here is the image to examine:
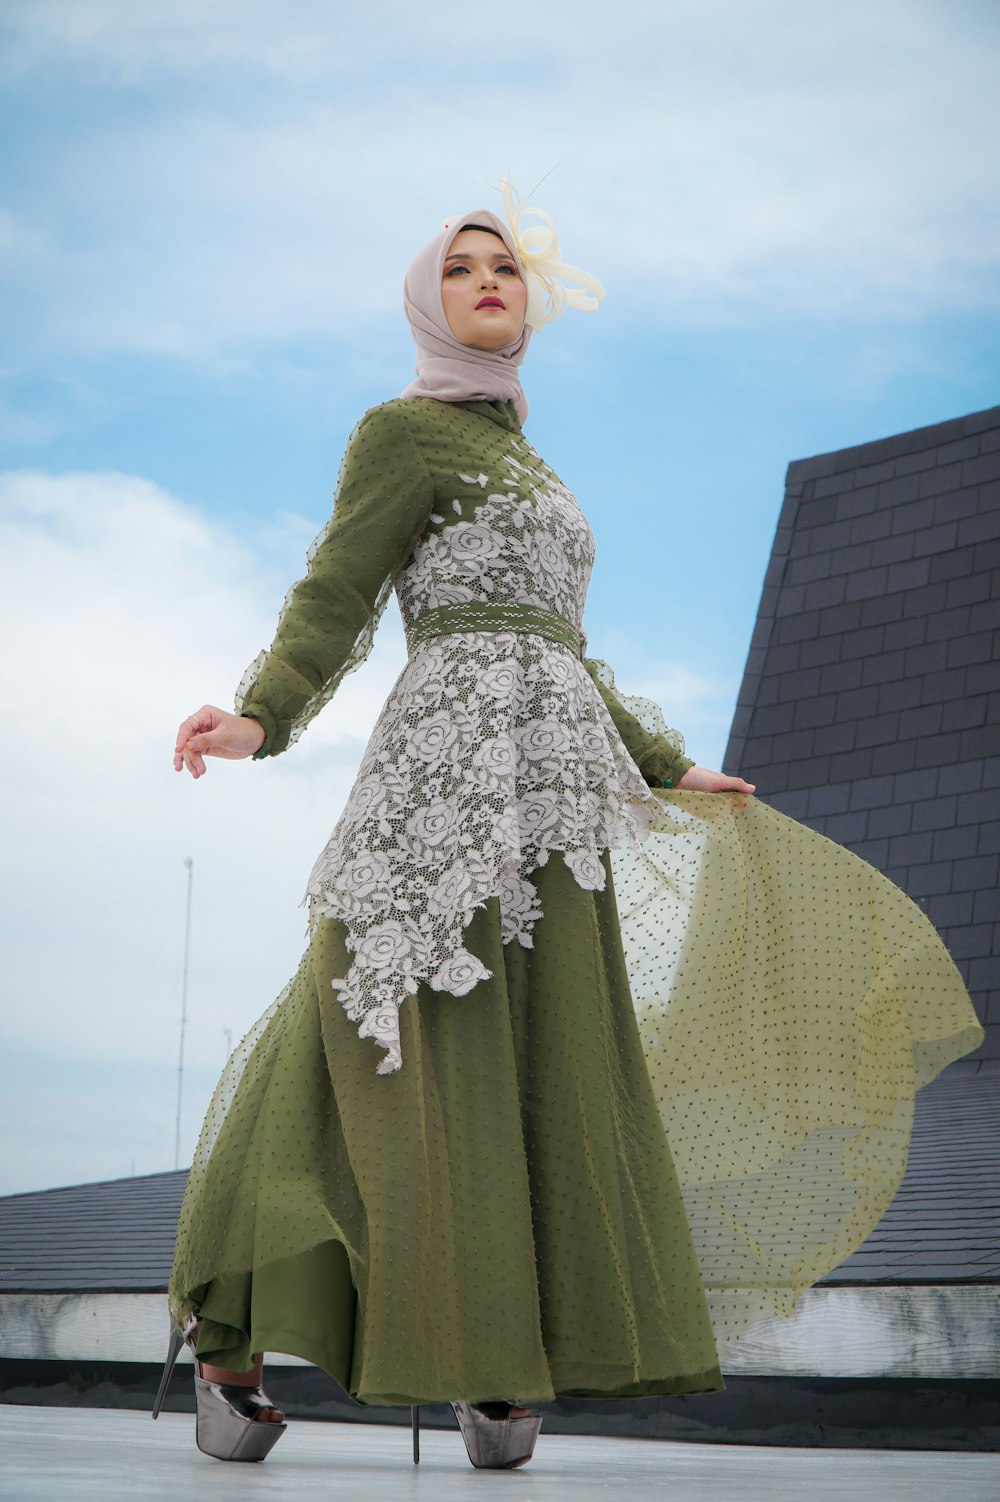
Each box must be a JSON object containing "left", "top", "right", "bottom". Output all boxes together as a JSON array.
[{"left": 464, "top": 326, "right": 523, "bottom": 351}]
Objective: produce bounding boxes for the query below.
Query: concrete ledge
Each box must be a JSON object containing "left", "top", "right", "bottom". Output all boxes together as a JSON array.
[{"left": 3, "top": 1285, "right": 999, "bottom": 1379}]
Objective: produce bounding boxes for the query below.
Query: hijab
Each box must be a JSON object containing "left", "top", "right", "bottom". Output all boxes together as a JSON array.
[{"left": 400, "top": 208, "right": 532, "bottom": 424}]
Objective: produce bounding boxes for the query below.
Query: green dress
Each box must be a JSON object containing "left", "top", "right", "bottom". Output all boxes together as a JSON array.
[{"left": 168, "top": 396, "right": 984, "bottom": 1405}]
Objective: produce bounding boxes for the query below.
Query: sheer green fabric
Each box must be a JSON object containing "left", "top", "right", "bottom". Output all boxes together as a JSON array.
[
  {"left": 168, "top": 394, "right": 984, "bottom": 1401},
  {"left": 172, "top": 853, "right": 725, "bottom": 1404},
  {"left": 610, "top": 789, "right": 983, "bottom": 1361}
]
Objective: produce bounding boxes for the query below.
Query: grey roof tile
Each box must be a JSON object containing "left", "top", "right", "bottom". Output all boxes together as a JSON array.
[
  {"left": 849, "top": 507, "right": 894, "bottom": 542},
  {"left": 962, "top": 450, "right": 1000, "bottom": 486},
  {"left": 941, "top": 698, "right": 987, "bottom": 734},
  {"left": 937, "top": 435, "right": 981, "bottom": 464},
  {"left": 872, "top": 533, "right": 916, "bottom": 566},
  {"left": 855, "top": 459, "right": 896, "bottom": 488},
  {"left": 860, "top": 593, "right": 906, "bottom": 627},
  {"left": 868, "top": 804, "right": 912, "bottom": 839},
  {"left": 828, "top": 748, "right": 875, "bottom": 782},
  {"left": 959, "top": 724, "right": 998, "bottom": 760},
  {"left": 870, "top": 740, "right": 917, "bottom": 775},
  {"left": 798, "top": 637, "right": 843, "bottom": 671},
  {"left": 902, "top": 582, "right": 948, "bottom": 617},
  {"left": 882, "top": 616, "right": 925, "bottom": 651},
  {"left": 933, "top": 487, "right": 979, "bottom": 520},
  {"left": 855, "top": 713, "right": 903, "bottom": 749},
  {"left": 907, "top": 706, "right": 948, "bottom": 744},
  {"left": 937, "top": 760, "right": 985, "bottom": 795},
  {"left": 913, "top": 521, "right": 959, "bottom": 556},
  {"left": 912, "top": 462, "right": 960, "bottom": 498},
  {"left": 836, "top": 483, "right": 884, "bottom": 520},
  {"left": 979, "top": 821, "right": 1000, "bottom": 855},
  {"left": 894, "top": 449, "right": 939, "bottom": 477},
  {"left": 804, "top": 575, "right": 848, "bottom": 612},
  {"left": 927, "top": 607, "right": 973, "bottom": 642},
  {"left": 913, "top": 730, "right": 963, "bottom": 768},
  {"left": 877, "top": 680, "right": 922, "bottom": 715}
]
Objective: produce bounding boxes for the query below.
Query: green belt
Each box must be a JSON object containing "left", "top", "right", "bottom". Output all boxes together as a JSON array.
[{"left": 406, "top": 602, "right": 584, "bottom": 659}]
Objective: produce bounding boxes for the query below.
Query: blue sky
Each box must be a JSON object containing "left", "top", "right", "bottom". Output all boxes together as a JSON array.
[{"left": 1, "top": 0, "right": 999, "bottom": 1195}]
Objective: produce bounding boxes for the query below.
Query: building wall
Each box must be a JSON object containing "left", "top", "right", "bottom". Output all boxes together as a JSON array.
[{"left": 724, "top": 405, "right": 1000, "bottom": 1065}]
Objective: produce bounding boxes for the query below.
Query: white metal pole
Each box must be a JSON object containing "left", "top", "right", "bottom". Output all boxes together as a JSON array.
[{"left": 174, "top": 857, "right": 193, "bottom": 1171}]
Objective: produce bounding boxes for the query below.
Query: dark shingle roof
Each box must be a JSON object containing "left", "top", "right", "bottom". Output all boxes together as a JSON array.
[
  {"left": 819, "top": 1070, "right": 1000, "bottom": 1283},
  {"left": 724, "top": 403, "right": 999, "bottom": 1068},
  {"left": 0, "top": 1169, "right": 187, "bottom": 1291}
]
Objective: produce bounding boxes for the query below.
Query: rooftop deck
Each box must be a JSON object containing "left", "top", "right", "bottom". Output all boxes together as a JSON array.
[{"left": 3, "top": 1405, "right": 998, "bottom": 1502}]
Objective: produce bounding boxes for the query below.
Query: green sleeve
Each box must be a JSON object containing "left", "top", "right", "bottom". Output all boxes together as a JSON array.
[
  {"left": 583, "top": 658, "right": 695, "bottom": 790},
  {"left": 237, "top": 403, "right": 434, "bottom": 758}
]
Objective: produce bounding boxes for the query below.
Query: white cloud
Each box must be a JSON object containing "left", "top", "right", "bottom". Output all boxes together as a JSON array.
[
  {"left": 1, "top": 0, "right": 998, "bottom": 368},
  {"left": 0, "top": 467, "right": 408, "bottom": 1188}
]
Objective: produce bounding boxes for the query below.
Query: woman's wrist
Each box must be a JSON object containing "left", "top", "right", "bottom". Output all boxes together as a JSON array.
[{"left": 239, "top": 712, "right": 269, "bottom": 758}]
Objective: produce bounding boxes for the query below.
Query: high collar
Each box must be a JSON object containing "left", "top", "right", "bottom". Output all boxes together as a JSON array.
[{"left": 453, "top": 399, "right": 522, "bottom": 433}]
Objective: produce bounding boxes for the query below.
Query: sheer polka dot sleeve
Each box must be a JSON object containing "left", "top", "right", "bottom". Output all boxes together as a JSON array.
[
  {"left": 236, "top": 404, "right": 434, "bottom": 757},
  {"left": 583, "top": 657, "right": 694, "bottom": 789}
]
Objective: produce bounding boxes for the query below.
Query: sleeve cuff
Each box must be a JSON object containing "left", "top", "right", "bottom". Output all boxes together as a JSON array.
[
  {"left": 638, "top": 741, "right": 694, "bottom": 790},
  {"left": 239, "top": 706, "right": 278, "bottom": 760}
]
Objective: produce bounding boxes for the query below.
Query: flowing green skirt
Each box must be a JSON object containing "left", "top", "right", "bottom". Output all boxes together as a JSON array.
[{"left": 169, "top": 849, "right": 726, "bottom": 1405}]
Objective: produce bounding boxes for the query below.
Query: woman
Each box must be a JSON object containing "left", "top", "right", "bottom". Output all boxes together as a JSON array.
[{"left": 155, "top": 185, "right": 984, "bottom": 1470}]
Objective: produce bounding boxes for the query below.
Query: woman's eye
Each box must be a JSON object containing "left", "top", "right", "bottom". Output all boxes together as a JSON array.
[{"left": 444, "top": 262, "right": 520, "bottom": 278}]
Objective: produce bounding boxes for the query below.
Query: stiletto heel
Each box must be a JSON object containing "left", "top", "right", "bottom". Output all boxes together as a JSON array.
[
  {"left": 450, "top": 1400, "right": 542, "bottom": 1469},
  {"left": 411, "top": 1405, "right": 420, "bottom": 1464},
  {"left": 152, "top": 1327, "right": 185, "bottom": 1420},
  {"left": 151, "top": 1317, "right": 287, "bottom": 1462}
]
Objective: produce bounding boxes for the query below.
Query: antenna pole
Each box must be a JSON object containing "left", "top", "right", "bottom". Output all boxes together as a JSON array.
[{"left": 174, "top": 857, "right": 194, "bottom": 1171}]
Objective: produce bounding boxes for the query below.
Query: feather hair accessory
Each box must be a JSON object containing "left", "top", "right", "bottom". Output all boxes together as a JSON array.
[{"left": 443, "top": 176, "right": 606, "bottom": 333}]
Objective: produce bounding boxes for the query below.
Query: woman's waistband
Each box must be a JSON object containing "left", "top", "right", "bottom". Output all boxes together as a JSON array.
[{"left": 405, "top": 602, "right": 584, "bottom": 658}]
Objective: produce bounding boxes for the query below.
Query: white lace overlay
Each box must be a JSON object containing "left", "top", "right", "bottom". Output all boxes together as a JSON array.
[{"left": 306, "top": 436, "right": 654, "bottom": 1072}]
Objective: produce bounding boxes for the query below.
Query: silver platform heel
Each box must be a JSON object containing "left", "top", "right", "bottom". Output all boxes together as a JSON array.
[
  {"left": 152, "top": 1317, "right": 287, "bottom": 1462},
  {"left": 450, "top": 1401, "right": 542, "bottom": 1469}
]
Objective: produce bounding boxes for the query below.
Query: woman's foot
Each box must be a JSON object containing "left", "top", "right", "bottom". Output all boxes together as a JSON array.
[
  {"left": 197, "top": 1356, "right": 284, "bottom": 1424},
  {"left": 451, "top": 1400, "right": 543, "bottom": 1469}
]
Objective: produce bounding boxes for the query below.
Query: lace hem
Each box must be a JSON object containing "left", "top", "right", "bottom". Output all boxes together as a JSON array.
[{"left": 304, "top": 632, "right": 654, "bottom": 1073}]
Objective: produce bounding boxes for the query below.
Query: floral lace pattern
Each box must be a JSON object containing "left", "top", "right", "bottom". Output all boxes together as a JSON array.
[{"left": 306, "top": 437, "right": 654, "bottom": 1073}]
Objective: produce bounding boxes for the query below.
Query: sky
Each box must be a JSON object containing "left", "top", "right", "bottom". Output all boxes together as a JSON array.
[{"left": 1, "top": 0, "right": 999, "bottom": 1196}]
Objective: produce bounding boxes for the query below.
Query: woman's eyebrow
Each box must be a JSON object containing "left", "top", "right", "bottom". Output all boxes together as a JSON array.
[{"left": 443, "top": 250, "right": 514, "bottom": 262}]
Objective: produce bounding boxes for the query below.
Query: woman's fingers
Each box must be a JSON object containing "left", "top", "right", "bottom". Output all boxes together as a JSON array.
[
  {"left": 174, "top": 706, "right": 224, "bottom": 777},
  {"left": 174, "top": 705, "right": 221, "bottom": 755},
  {"left": 173, "top": 706, "right": 264, "bottom": 777},
  {"left": 180, "top": 741, "right": 207, "bottom": 778},
  {"left": 676, "top": 766, "right": 756, "bottom": 794}
]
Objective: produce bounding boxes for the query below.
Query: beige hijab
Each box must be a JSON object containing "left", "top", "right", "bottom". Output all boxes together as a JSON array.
[{"left": 400, "top": 208, "right": 532, "bottom": 424}]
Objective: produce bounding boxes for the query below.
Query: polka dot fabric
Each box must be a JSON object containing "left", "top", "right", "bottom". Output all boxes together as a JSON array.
[
  {"left": 611, "top": 789, "right": 983, "bottom": 1361},
  {"left": 168, "top": 396, "right": 984, "bottom": 1399},
  {"left": 173, "top": 853, "right": 725, "bottom": 1403}
]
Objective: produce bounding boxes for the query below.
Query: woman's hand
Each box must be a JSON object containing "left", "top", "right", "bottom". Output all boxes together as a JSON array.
[
  {"left": 174, "top": 705, "right": 265, "bottom": 779},
  {"left": 676, "top": 765, "right": 756, "bottom": 794}
]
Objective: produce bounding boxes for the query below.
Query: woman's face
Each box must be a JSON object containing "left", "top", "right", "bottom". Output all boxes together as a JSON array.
[{"left": 441, "top": 227, "right": 527, "bottom": 350}]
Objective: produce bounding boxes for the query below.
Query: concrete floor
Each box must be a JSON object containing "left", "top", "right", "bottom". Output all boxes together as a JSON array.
[{"left": 1, "top": 1406, "right": 998, "bottom": 1502}]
